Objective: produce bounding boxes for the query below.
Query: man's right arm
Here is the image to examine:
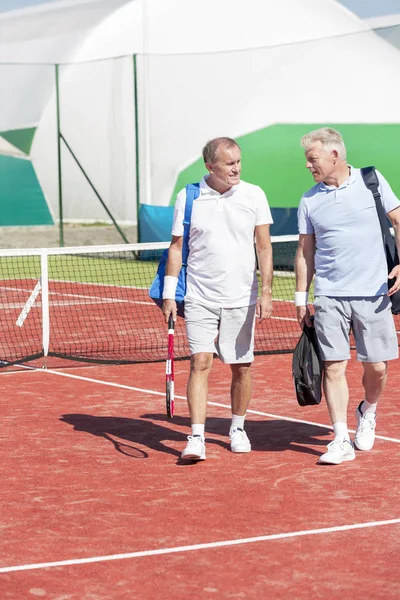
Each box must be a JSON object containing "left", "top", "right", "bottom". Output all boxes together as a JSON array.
[
  {"left": 294, "top": 233, "right": 315, "bottom": 327},
  {"left": 162, "top": 235, "right": 183, "bottom": 323}
]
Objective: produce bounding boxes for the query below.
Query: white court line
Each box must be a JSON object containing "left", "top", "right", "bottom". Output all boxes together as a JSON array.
[
  {"left": 0, "top": 517, "right": 399, "bottom": 574},
  {"left": 0, "top": 286, "right": 154, "bottom": 308},
  {"left": 0, "top": 299, "right": 153, "bottom": 309},
  {"left": 6, "top": 365, "right": 400, "bottom": 444},
  {"left": 0, "top": 284, "right": 295, "bottom": 313}
]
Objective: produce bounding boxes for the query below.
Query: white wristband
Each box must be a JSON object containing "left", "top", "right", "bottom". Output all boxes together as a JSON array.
[
  {"left": 163, "top": 276, "right": 178, "bottom": 300},
  {"left": 294, "top": 291, "right": 309, "bottom": 307}
]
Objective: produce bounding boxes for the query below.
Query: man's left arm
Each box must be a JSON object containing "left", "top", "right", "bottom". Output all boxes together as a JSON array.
[
  {"left": 255, "top": 224, "right": 273, "bottom": 320},
  {"left": 387, "top": 206, "right": 400, "bottom": 296}
]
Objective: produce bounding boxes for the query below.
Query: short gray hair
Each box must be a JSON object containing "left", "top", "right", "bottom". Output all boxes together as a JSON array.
[
  {"left": 202, "top": 137, "right": 240, "bottom": 164},
  {"left": 300, "top": 127, "right": 347, "bottom": 161}
]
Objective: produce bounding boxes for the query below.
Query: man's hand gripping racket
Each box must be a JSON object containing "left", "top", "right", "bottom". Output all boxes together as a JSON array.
[{"left": 166, "top": 315, "right": 175, "bottom": 418}]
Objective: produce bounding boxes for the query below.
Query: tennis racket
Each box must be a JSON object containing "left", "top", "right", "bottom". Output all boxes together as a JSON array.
[{"left": 166, "top": 315, "right": 175, "bottom": 418}]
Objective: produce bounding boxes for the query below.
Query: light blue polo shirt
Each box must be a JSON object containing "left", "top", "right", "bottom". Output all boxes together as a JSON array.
[{"left": 298, "top": 167, "right": 400, "bottom": 297}]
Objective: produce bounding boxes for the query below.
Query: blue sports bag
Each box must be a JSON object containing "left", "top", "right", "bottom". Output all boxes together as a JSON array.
[{"left": 149, "top": 183, "right": 200, "bottom": 317}]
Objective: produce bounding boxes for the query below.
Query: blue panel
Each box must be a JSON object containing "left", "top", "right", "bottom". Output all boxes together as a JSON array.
[
  {"left": 270, "top": 208, "right": 298, "bottom": 236},
  {"left": 139, "top": 204, "right": 174, "bottom": 242},
  {"left": 139, "top": 205, "right": 298, "bottom": 243}
]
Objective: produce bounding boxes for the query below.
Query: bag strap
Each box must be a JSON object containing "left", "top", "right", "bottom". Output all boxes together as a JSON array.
[
  {"left": 182, "top": 183, "right": 200, "bottom": 266},
  {"left": 310, "top": 336, "right": 320, "bottom": 375},
  {"left": 360, "top": 166, "right": 397, "bottom": 264},
  {"left": 304, "top": 323, "right": 321, "bottom": 377}
]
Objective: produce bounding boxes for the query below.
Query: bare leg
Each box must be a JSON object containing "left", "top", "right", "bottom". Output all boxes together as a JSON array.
[
  {"left": 186, "top": 352, "right": 214, "bottom": 424},
  {"left": 323, "top": 360, "right": 349, "bottom": 424},
  {"left": 362, "top": 361, "right": 387, "bottom": 404},
  {"left": 230, "top": 363, "right": 252, "bottom": 416},
  {"left": 317, "top": 359, "right": 357, "bottom": 463}
]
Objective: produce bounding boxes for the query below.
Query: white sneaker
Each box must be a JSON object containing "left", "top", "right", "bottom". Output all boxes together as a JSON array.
[
  {"left": 354, "top": 402, "right": 376, "bottom": 451},
  {"left": 181, "top": 435, "right": 206, "bottom": 461},
  {"left": 318, "top": 438, "right": 355, "bottom": 465},
  {"left": 229, "top": 428, "right": 251, "bottom": 453}
]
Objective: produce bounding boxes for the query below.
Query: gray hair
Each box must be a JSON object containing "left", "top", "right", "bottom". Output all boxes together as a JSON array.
[
  {"left": 202, "top": 137, "right": 240, "bottom": 164},
  {"left": 300, "top": 127, "right": 347, "bottom": 161}
]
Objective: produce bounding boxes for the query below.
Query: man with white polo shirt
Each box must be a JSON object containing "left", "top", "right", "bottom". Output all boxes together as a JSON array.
[
  {"left": 162, "top": 137, "right": 273, "bottom": 461},
  {"left": 295, "top": 127, "right": 400, "bottom": 465}
]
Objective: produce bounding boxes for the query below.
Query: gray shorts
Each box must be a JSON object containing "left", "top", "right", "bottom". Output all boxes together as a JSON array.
[
  {"left": 314, "top": 295, "right": 399, "bottom": 362},
  {"left": 184, "top": 298, "right": 256, "bottom": 364}
]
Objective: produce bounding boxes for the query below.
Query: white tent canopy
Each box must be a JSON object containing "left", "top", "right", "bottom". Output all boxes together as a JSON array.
[
  {"left": 0, "top": 0, "right": 370, "bottom": 131},
  {"left": 0, "top": 0, "right": 131, "bottom": 131},
  {"left": 1, "top": 0, "right": 400, "bottom": 231}
]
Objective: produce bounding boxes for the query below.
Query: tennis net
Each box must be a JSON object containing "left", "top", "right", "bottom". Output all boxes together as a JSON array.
[{"left": 0, "top": 237, "right": 397, "bottom": 368}]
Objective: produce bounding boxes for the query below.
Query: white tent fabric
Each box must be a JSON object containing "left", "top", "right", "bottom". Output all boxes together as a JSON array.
[
  {"left": 1, "top": 0, "right": 400, "bottom": 227},
  {"left": 0, "top": 0, "right": 130, "bottom": 64},
  {"left": 338, "top": 0, "right": 400, "bottom": 19},
  {"left": 0, "top": 0, "right": 368, "bottom": 132},
  {"left": 0, "top": 0, "right": 131, "bottom": 131},
  {"left": 366, "top": 14, "right": 400, "bottom": 27},
  {"left": 366, "top": 13, "right": 400, "bottom": 50}
]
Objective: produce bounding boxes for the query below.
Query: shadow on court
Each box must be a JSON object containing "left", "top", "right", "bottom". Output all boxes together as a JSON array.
[
  {"left": 60, "top": 413, "right": 189, "bottom": 459},
  {"left": 146, "top": 414, "right": 331, "bottom": 457},
  {"left": 60, "top": 412, "right": 330, "bottom": 460}
]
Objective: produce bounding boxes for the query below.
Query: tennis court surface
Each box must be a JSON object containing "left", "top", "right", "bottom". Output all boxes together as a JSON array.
[
  {"left": 1, "top": 351, "right": 400, "bottom": 599},
  {"left": 1, "top": 239, "right": 399, "bottom": 598}
]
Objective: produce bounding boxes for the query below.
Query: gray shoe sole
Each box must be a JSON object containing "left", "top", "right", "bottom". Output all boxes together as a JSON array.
[
  {"left": 230, "top": 445, "right": 251, "bottom": 453},
  {"left": 318, "top": 452, "right": 355, "bottom": 465},
  {"left": 181, "top": 452, "right": 206, "bottom": 461},
  {"left": 354, "top": 439, "right": 374, "bottom": 451}
]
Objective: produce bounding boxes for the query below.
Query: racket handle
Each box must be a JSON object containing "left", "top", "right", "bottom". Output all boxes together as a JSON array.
[{"left": 168, "top": 314, "right": 174, "bottom": 331}]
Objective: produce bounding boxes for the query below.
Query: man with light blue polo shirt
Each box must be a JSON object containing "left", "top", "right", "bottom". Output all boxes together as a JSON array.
[
  {"left": 162, "top": 137, "right": 273, "bottom": 461},
  {"left": 295, "top": 127, "right": 400, "bottom": 465}
]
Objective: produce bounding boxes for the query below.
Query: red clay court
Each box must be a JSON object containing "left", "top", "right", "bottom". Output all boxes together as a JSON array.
[{"left": 1, "top": 350, "right": 399, "bottom": 599}]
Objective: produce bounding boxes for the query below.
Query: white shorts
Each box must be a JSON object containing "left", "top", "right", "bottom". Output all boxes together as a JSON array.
[
  {"left": 184, "top": 298, "right": 256, "bottom": 364},
  {"left": 314, "top": 295, "right": 399, "bottom": 362}
]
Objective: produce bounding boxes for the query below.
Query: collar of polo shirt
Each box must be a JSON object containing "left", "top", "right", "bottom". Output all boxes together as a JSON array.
[
  {"left": 200, "top": 175, "right": 240, "bottom": 197},
  {"left": 320, "top": 165, "right": 357, "bottom": 191}
]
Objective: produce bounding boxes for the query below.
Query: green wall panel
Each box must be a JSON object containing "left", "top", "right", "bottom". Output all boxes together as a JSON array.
[
  {"left": 0, "top": 155, "right": 53, "bottom": 226},
  {"left": 171, "top": 124, "right": 400, "bottom": 207},
  {"left": 0, "top": 127, "right": 36, "bottom": 155}
]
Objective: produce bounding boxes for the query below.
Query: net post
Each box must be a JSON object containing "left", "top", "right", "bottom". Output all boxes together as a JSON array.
[{"left": 41, "top": 250, "right": 50, "bottom": 366}]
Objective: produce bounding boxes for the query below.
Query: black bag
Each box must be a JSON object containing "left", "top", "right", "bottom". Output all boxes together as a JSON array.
[
  {"left": 292, "top": 319, "right": 324, "bottom": 406},
  {"left": 361, "top": 166, "right": 400, "bottom": 315}
]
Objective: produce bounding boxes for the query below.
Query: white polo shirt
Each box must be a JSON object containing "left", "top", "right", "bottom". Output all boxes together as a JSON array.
[
  {"left": 172, "top": 177, "right": 273, "bottom": 307},
  {"left": 298, "top": 167, "right": 400, "bottom": 297}
]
